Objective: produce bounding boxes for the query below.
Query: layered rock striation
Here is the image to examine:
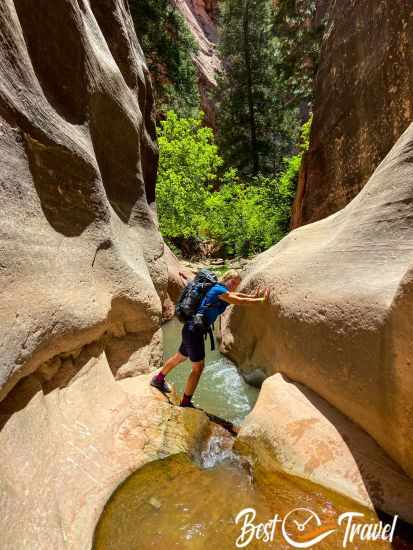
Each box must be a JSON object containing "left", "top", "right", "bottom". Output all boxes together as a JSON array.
[{"left": 0, "top": 0, "right": 167, "bottom": 417}]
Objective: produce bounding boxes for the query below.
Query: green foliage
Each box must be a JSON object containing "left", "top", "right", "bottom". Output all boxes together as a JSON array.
[
  {"left": 203, "top": 155, "right": 302, "bottom": 256},
  {"left": 300, "top": 115, "right": 312, "bottom": 151},
  {"left": 130, "top": 0, "right": 200, "bottom": 116},
  {"left": 273, "top": 0, "right": 326, "bottom": 108},
  {"left": 156, "top": 112, "right": 312, "bottom": 257},
  {"left": 156, "top": 111, "right": 225, "bottom": 238},
  {"left": 216, "top": 0, "right": 323, "bottom": 179}
]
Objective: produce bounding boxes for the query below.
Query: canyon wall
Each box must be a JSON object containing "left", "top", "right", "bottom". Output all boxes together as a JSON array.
[
  {"left": 292, "top": 1, "right": 413, "bottom": 227},
  {"left": 173, "top": 0, "right": 220, "bottom": 127},
  {"left": 0, "top": 0, "right": 168, "bottom": 420},
  {"left": 222, "top": 120, "right": 413, "bottom": 506},
  {"left": 221, "top": 0, "right": 413, "bottom": 517},
  {"left": 0, "top": 3, "right": 208, "bottom": 547}
]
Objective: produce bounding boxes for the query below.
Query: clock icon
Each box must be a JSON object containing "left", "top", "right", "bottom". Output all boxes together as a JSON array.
[{"left": 282, "top": 507, "right": 336, "bottom": 548}]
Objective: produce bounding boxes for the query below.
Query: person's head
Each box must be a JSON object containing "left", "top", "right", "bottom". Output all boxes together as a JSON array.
[{"left": 220, "top": 269, "right": 241, "bottom": 291}]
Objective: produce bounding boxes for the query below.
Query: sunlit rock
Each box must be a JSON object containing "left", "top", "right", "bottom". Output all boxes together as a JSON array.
[{"left": 222, "top": 122, "right": 413, "bottom": 482}]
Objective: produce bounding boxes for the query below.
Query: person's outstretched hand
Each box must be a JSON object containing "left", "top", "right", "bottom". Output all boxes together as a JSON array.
[
  {"left": 179, "top": 271, "right": 189, "bottom": 285},
  {"left": 263, "top": 288, "right": 270, "bottom": 303}
]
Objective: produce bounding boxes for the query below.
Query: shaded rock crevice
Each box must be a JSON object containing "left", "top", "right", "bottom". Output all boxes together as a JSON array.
[{"left": 0, "top": 324, "right": 164, "bottom": 429}]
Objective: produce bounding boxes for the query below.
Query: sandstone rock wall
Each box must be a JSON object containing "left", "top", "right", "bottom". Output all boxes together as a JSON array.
[
  {"left": 173, "top": 0, "right": 220, "bottom": 127},
  {"left": 292, "top": 1, "right": 413, "bottom": 227},
  {"left": 0, "top": 358, "right": 210, "bottom": 550},
  {"left": 221, "top": 121, "right": 413, "bottom": 481},
  {"left": 235, "top": 374, "right": 413, "bottom": 523},
  {"left": 0, "top": 0, "right": 168, "bottom": 417}
]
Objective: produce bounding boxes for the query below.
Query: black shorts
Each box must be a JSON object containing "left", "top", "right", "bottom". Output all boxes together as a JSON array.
[{"left": 178, "top": 323, "right": 205, "bottom": 362}]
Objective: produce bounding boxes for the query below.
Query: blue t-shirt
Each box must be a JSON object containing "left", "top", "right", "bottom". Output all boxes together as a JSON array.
[{"left": 198, "top": 283, "right": 229, "bottom": 326}]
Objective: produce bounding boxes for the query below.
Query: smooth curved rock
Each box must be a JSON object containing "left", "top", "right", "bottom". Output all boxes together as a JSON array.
[
  {"left": 235, "top": 374, "right": 413, "bottom": 524},
  {"left": 0, "top": 0, "right": 168, "bottom": 412},
  {"left": 222, "top": 122, "right": 413, "bottom": 479},
  {"left": 0, "top": 357, "right": 210, "bottom": 550}
]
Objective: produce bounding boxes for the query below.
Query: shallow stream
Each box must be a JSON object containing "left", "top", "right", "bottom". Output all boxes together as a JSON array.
[{"left": 162, "top": 318, "right": 259, "bottom": 425}]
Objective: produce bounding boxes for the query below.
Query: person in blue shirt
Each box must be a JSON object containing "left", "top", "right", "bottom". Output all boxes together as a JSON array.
[{"left": 151, "top": 270, "right": 270, "bottom": 408}]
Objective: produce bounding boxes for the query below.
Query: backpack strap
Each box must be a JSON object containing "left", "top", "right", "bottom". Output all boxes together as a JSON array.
[{"left": 203, "top": 323, "right": 215, "bottom": 351}]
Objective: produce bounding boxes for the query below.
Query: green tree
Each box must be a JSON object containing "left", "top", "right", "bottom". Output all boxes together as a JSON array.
[
  {"left": 216, "top": 0, "right": 283, "bottom": 177},
  {"left": 130, "top": 0, "right": 200, "bottom": 116},
  {"left": 156, "top": 111, "right": 226, "bottom": 238},
  {"left": 273, "top": 0, "right": 327, "bottom": 110},
  {"left": 157, "top": 111, "right": 311, "bottom": 258},
  {"left": 216, "top": 0, "right": 323, "bottom": 180}
]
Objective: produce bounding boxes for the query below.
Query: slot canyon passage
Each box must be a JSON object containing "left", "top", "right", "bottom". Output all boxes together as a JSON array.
[{"left": 1, "top": 1, "right": 413, "bottom": 550}]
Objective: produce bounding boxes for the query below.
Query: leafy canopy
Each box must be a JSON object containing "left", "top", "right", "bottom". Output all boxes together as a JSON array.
[
  {"left": 156, "top": 111, "right": 225, "bottom": 238},
  {"left": 156, "top": 111, "right": 312, "bottom": 256}
]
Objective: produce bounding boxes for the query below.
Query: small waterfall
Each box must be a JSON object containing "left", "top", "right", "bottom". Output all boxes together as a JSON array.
[
  {"left": 197, "top": 423, "right": 250, "bottom": 474},
  {"left": 200, "top": 430, "right": 236, "bottom": 468}
]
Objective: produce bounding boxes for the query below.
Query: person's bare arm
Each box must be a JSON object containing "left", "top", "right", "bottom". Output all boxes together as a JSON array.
[
  {"left": 234, "top": 290, "right": 260, "bottom": 298},
  {"left": 220, "top": 288, "right": 270, "bottom": 306}
]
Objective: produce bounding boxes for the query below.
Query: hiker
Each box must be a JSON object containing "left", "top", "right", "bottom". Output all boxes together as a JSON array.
[{"left": 150, "top": 269, "right": 270, "bottom": 408}]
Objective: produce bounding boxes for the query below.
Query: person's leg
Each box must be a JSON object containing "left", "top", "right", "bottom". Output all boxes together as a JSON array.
[
  {"left": 161, "top": 351, "right": 187, "bottom": 375},
  {"left": 152, "top": 323, "right": 189, "bottom": 387},
  {"left": 180, "top": 326, "right": 205, "bottom": 407},
  {"left": 181, "top": 360, "right": 204, "bottom": 406},
  {"left": 151, "top": 351, "right": 186, "bottom": 388}
]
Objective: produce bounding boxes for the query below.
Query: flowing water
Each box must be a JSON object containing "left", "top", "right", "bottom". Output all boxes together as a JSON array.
[
  {"left": 93, "top": 319, "right": 412, "bottom": 549},
  {"left": 162, "top": 318, "right": 259, "bottom": 425}
]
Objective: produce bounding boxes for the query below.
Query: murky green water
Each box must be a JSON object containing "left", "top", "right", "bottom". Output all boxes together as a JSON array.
[{"left": 162, "top": 318, "right": 259, "bottom": 425}]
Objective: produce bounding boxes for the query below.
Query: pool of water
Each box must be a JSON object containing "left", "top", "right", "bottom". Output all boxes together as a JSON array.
[
  {"left": 93, "top": 451, "right": 403, "bottom": 550},
  {"left": 162, "top": 318, "right": 259, "bottom": 425}
]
